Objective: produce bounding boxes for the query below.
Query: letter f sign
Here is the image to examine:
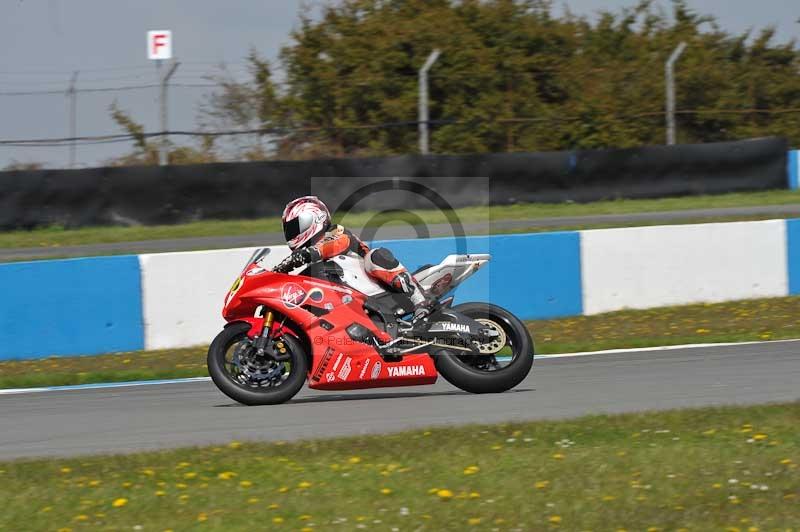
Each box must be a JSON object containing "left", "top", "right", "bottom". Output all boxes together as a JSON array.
[{"left": 147, "top": 30, "right": 172, "bottom": 60}]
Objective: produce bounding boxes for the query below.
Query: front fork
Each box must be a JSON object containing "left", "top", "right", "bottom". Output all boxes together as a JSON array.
[{"left": 251, "top": 310, "right": 290, "bottom": 362}]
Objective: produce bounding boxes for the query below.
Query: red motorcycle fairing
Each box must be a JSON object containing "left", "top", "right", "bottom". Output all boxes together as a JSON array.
[{"left": 222, "top": 264, "right": 438, "bottom": 391}]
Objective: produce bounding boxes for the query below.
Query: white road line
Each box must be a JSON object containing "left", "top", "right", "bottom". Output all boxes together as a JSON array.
[
  {"left": 1, "top": 339, "right": 797, "bottom": 396},
  {"left": 536, "top": 338, "right": 800, "bottom": 358}
]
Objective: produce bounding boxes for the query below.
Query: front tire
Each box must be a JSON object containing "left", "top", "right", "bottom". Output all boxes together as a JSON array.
[
  {"left": 207, "top": 322, "right": 308, "bottom": 405},
  {"left": 433, "top": 302, "right": 534, "bottom": 394}
]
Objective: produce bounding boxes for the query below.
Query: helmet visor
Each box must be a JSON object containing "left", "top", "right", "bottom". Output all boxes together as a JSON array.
[{"left": 283, "top": 212, "right": 314, "bottom": 243}]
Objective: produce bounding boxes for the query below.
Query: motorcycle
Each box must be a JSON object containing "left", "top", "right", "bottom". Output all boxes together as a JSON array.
[{"left": 207, "top": 248, "right": 534, "bottom": 405}]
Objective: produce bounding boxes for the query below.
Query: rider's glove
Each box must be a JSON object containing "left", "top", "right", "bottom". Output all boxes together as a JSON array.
[{"left": 273, "top": 248, "right": 317, "bottom": 273}]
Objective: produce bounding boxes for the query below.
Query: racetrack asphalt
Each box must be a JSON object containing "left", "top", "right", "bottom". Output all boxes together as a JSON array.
[
  {"left": 4, "top": 203, "right": 800, "bottom": 261},
  {"left": 1, "top": 340, "right": 798, "bottom": 460}
]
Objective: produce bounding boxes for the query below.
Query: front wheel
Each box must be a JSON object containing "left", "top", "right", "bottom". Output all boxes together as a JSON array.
[
  {"left": 207, "top": 322, "right": 308, "bottom": 405},
  {"left": 433, "top": 302, "right": 534, "bottom": 394}
]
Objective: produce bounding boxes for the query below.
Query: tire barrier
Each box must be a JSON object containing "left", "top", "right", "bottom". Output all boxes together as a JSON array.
[{"left": 0, "top": 137, "right": 788, "bottom": 230}]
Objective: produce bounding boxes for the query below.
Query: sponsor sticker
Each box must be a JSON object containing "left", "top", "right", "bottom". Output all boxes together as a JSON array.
[
  {"left": 387, "top": 365, "right": 426, "bottom": 377},
  {"left": 371, "top": 360, "right": 382, "bottom": 379},
  {"left": 325, "top": 372, "right": 335, "bottom": 383},
  {"left": 308, "top": 288, "right": 324, "bottom": 302},
  {"left": 440, "top": 322, "right": 469, "bottom": 333},
  {"left": 331, "top": 353, "right": 344, "bottom": 372},
  {"left": 358, "top": 359, "right": 371, "bottom": 379},
  {"left": 311, "top": 347, "right": 335, "bottom": 383},
  {"left": 281, "top": 283, "right": 307, "bottom": 309},
  {"left": 337, "top": 357, "right": 352, "bottom": 380},
  {"left": 431, "top": 273, "right": 453, "bottom": 295}
]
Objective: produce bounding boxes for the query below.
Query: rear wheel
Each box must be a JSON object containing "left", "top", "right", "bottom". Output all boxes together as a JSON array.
[
  {"left": 207, "top": 322, "right": 308, "bottom": 405},
  {"left": 433, "top": 303, "right": 534, "bottom": 394}
]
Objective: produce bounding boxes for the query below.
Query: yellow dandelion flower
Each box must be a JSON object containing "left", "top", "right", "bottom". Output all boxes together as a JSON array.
[
  {"left": 380, "top": 488, "right": 392, "bottom": 495},
  {"left": 548, "top": 515, "right": 562, "bottom": 524},
  {"left": 348, "top": 456, "right": 361, "bottom": 464},
  {"left": 297, "top": 481, "right": 312, "bottom": 489},
  {"left": 780, "top": 458, "right": 793, "bottom": 464},
  {"left": 217, "top": 471, "right": 237, "bottom": 480},
  {"left": 247, "top": 497, "right": 260, "bottom": 504},
  {"left": 491, "top": 444, "right": 503, "bottom": 450},
  {"left": 467, "top": 517, "right": 482, "bottom": 525},
  {"left": 712, "top": 483, "right": 722, "bottom": 489},
  {"left": 535, "top": 480, "right": 550, "bottom": 489},
  {"left": 278, "top": 486, "right": 289, "bottom": 493},
  {"left": 436, "top": 489, "right": 454, "bottom": 500},
  {"left": 298, "top": 514, "right": 312, "bottom": 520},
  {"left": 141, "top": 469, "right": 155, "bottom": 477},
  {"left": 155, "top": 490, "right": 166, "bottom": 496},
  {"left": 122, "top": 481, "right": 133, "bottom": 488},
  {"left": 228, "top": 441, "right": 242, "bottom": 449},
  {"left": 60, "top": 467, "right": 72, "bottom": 474},
  {"left": 702, "top": 429, "right": 717, "bottom": 436},
  {"left": 463, "top": 465, "right": 480, "bottom": 475},
  {"left": 179, "top": 494, "right": 189, "bottom": 501},
  {"left": 272, "top": 517, "right": 284, "bottom": 524},
  {"left": 88, "top": 480, "right": 101, "bottom": 487},
  {"left": 239, "top": 480, "right": 253, "bottom": 488},
  {"left": 647, "top": 528, "right": 660, "bottom": 532},
  {"left": 495, "top": 518, "right": 506, "bottom": 524},
  {"left": 176, "top": 483, "right": 188, "bottom": 489},
  {"left": 427, "top": 487, "right": 440, "bottom": 494},
  {"left": 57, "top": 528, "right": 73, "bottom": 532},
  {"left": 602, "top": 495, "right": 617, "bottom": 501},
  {"left": 183, "top": 472, "right": 197, "bottom": 479},
  {"left": 74, "top": 515, "right": 89, "bottom": 521},
  {"left": 552, "top": 453, "right": 565, "bottom": 460},
  {"left": 356, "top": 516, "right": 366, "bottom": 522},
  {"left": 752, "top": 434, "right": 768, "bottom": 441},
  {"left": 40, "top": 507, "right": 53, "bottom": 513},
  {"left": 197, "top": 512, "right": 208, "bottom": 522},
  {"left": 267, "top": 503, "right": 279, "bottom": 509},
  {"left": 301, "top": 528, "right": 313, "bottom": 532},
  {"left": 111, "top": 498, "right": 128, "bottom": 508},
  {"left": 176, "top": 462, "right": 191, "bottom": 469},
  {"left": 469, "top": 491, "right": 480, "bottom": 499}
]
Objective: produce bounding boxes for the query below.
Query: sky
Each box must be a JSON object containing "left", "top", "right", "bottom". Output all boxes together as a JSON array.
[{"left": 0, "top": 0, "right": 797, "bottom": 169}]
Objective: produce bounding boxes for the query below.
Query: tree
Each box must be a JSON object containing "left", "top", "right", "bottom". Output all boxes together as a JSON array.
[{"left": 107, "top": 101, "right": 217, "bottom": 166}]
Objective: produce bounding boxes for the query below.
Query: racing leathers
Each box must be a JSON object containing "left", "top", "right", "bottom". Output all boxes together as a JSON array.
[{"left": 273, "top": 224, "right": 430, "bottom": 316}]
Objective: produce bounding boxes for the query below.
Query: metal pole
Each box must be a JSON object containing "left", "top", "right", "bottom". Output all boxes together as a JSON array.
[
  {"left": 665, "top": 41, "right": 687, "bottom": 145},
  {"left": 67, "top": 71, "right": 79, "bottom": 168},
  {"left": 418, "top": 49, "right": 441, "bottom": 155},
  {"left": 158, "top": 60, "right": 179, "bottom": 166}
]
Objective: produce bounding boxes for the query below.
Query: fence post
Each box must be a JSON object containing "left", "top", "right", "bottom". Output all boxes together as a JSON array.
[
  {"left": 418, "top": 49, "right": 441, "bottom": 155},
  {"left": 665, "top": 42, "right": 687, "bottom": 145},
  {"left": 159, "top": 60, "right": 180, "bottom": 166},
  {"left": 67, "top": 71, "right": 79, "bottom": 168}
]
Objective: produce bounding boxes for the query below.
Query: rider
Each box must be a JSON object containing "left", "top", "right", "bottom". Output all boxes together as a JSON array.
[{"left": 274, "top": 196, "right": 433, "bottom": 321}]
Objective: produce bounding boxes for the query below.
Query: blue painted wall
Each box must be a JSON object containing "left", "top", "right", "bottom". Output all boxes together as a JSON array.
[
  {"left": 0, "top": 256, "right": 144, "bottom": 360},
  {"left": 786, "top": 218, "right": 800, "bottom": 295},
  {"left": 373, "top": 231, "right": 583, "bottom": 320},
  {"left": 789, "top": 150, "right": 799, "bottom": 190}
]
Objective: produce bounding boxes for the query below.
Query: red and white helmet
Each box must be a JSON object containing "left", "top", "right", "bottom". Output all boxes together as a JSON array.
[{"left": 282, "top": 196, "right": 331, "bottom": 250}]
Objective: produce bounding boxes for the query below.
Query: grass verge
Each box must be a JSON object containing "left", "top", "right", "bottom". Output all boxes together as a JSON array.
[
  {"left": 2, "top": 189, "right": 799, "bottom": 249},
  {"left": 2, "top": 402, "right": 798, "bottom": 531},
  {"left": 2, "top": 295, "right": 800, "bottom": 390}
]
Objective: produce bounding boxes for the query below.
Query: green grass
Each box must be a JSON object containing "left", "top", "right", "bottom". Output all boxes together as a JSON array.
[
  {"left": 3, "top": 295, "right": 800, "bottom": 390},
  {"left": 2, "top": 189, "right": 799, "bottom": 249},
  {"left": 2, "top": 402, "right": 798, "bottom": 531}
]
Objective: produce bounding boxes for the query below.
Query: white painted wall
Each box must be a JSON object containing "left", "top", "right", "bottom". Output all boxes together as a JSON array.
[
  {"left": 140, "top": 245, "right": 291, "bottom": 350},
  {"left": 580, "top": 220, "right": 788, "bottom": 315}
]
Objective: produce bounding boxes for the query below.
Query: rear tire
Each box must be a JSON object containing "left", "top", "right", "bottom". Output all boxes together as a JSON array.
[
  {"left": 207, "top": 322, "right": 308, "bottom": 405},
  {"left": 433, "top": 303, "right": 534, "bottom": 394}
]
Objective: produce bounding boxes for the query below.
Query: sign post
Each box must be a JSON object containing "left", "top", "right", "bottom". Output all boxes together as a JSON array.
[{"left": 147, "top": 31, "right": 178, "bottom": 166}]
